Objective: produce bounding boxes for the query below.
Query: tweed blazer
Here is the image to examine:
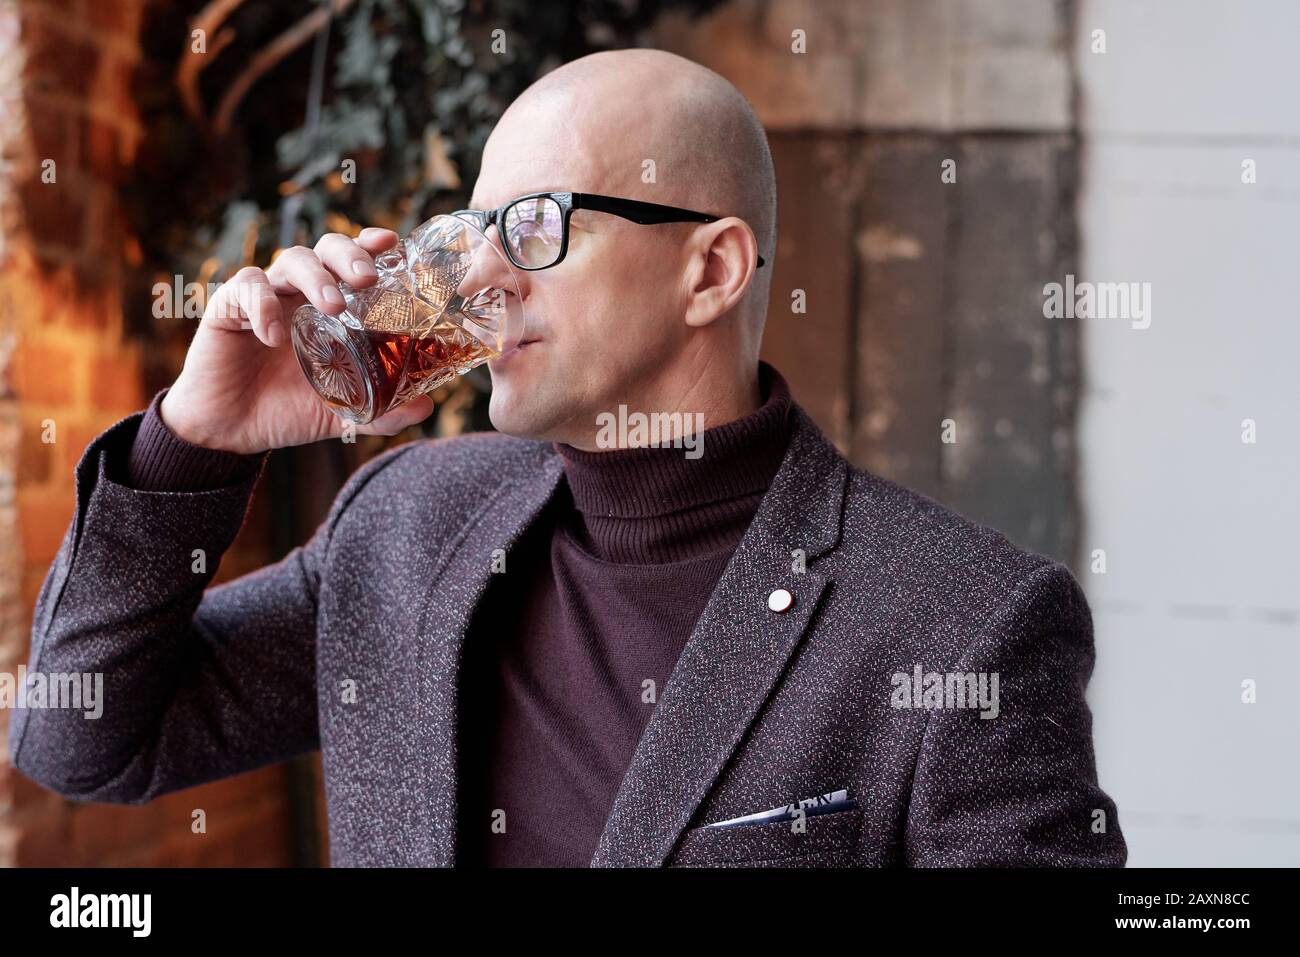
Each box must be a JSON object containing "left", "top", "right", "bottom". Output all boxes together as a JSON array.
[{"left": 10, "top": 394, "right": 1126, "bottom": 867}]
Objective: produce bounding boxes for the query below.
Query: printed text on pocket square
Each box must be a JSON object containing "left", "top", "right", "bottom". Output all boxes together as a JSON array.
[{"left": 890, "top": 665, "right": 999, "bottom": 719}]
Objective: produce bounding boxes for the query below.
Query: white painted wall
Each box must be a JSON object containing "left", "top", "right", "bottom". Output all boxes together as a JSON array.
[{"left": 1077, "top": 0, "right": 1300, "bottom": 865}]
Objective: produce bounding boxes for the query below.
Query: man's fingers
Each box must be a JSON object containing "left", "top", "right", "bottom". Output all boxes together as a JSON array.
[
  {"left": 266, "top": 245, "right": 348, "bottom": 316},
  {"left": 205, "top": 229, "right": 398, "bottom": 346},
  {"left": 205, "top": 266, "right": 284, "bottom": 346},
  {"left": 314, "top": 232, "right": 381, "bottom": 287},
  {"left": 356, "top": 227, "right": 399, "bottom": 255}
]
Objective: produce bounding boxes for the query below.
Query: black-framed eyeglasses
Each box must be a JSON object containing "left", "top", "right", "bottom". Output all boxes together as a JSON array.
[{"left": 451, "top": 191, "right": 767, "bottom": 272}]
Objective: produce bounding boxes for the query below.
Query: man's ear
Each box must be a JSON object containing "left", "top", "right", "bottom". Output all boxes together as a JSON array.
[{"left": 683, "top": 217, "right": 760, "bottom": 329}]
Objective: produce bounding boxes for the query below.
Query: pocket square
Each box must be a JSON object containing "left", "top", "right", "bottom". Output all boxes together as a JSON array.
[{"left": 703, "top": 789, "right": 856, "bottom": 830}]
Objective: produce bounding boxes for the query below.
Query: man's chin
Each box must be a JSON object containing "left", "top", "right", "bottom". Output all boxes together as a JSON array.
[
  {"left": 487, "top": 345, "right": 534, "bottom": 431},
  {"left": 487, "top": 376, "right": 553, "bottom": 440},
  {"left": 486, "top": 346, "right": 589, "bottom": 441}
]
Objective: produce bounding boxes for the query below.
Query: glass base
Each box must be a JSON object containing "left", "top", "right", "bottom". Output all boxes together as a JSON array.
[{"left": 290, "top": 311, "right": 377, "bottom": 425}]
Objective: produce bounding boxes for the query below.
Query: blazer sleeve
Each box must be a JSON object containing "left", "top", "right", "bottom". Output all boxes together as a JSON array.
[
  {"left": 903, "top": 560, "right": 1127, "bottom": 867},
  {"left": 7, "top": 405, "right": 402, "bottom": 806}
]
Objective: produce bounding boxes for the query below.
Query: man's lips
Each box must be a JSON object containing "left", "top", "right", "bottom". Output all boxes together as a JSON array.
[{"left": 493, "top": 338, "right": 540, "bottom": 362}]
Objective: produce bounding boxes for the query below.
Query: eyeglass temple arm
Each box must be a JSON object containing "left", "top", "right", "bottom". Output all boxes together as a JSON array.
[{"left": 572, "top": 194, "right": 767, "bottom": 268}]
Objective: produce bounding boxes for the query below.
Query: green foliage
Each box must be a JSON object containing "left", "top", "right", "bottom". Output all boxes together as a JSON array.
[
  {"left": 129, "top": 0, "right": 724, "bottom": 288},
  {"left": 122, "top": 0, "right": 720, "bottom": 437}
]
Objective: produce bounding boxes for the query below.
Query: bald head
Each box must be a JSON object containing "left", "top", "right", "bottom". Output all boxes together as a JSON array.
[
  {"left": 483, "top": 50, "right": 776, "bottom": 320},
  {"left": 508, "top": 50, "right": 776, "bottom": 264},
  {"left": 477, "top": 49, "right": 777, "bottom": 446}
]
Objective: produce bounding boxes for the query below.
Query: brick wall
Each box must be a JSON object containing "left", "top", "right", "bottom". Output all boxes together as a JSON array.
[{"left": 0, "top": 0, "right": 295, "bottom": 867}]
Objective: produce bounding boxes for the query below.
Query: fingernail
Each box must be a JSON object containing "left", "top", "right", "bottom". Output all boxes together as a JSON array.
[
  {"left": 266, "top": 318, "right": 284, "bottom": 346},
  {"left": 322, "top": 285, "right": 345, "bottom": 307},
  {"left": 352, "top": 259, "right": 377, "bottom": 278}
]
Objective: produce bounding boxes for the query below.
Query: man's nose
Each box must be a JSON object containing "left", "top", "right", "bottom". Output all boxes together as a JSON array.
[
  {"left": 456, "top": 222, "right": 528, "bottom": 347},
  {"left": 458, "top": 222, "right": 524, "bottom": 300}
]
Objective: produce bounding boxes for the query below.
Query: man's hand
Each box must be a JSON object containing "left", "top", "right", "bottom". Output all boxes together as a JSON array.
[{"left": 159, "top": 227, "right": 435, "bottom": 454}]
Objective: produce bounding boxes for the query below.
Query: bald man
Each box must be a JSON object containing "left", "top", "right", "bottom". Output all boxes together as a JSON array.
[{"left": 12, "top": 50, "right": 1125, "bottom": 868}]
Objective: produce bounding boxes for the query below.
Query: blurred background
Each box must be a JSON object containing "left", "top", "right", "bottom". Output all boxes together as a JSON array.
[{"left": 0, "top": 0, "right": 1295, "bottom": 866}]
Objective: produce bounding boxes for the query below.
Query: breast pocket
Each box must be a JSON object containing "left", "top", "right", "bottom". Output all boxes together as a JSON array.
[{"left": 668, "top": 806, "right": 862, "bottom": 868}]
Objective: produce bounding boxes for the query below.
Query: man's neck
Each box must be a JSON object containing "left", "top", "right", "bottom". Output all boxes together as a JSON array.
[
  {"left": 560, "top": 362, "right": 763, "bottom": 452},
  {"left": 552, "top": 361, "right": 793, "bottom": 563}
]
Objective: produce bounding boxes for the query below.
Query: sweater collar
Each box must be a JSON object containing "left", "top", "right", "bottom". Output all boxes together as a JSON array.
[{"left": 554, "top": 362, "right": 791, "bottom": 519}]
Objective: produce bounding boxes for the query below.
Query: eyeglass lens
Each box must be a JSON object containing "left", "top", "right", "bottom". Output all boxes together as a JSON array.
[{"left": 502, "top": 197, "right": 563, "bottom": 268}]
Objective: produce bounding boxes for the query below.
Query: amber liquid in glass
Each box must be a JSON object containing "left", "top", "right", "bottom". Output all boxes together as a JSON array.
[
  {"left": 360, "top": 329, "right": 498, "bottom": 415},
  {"left": 293, "top": 215, "right": 518, "bottom": 425}
]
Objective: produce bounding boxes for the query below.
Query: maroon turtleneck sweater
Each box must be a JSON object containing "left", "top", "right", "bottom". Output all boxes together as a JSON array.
[
  {"left": 457, "top": 366, "right": 791, "bottom": 866},
  {"left": 124, "top": 364, "right": 793, "bottom": 867}
]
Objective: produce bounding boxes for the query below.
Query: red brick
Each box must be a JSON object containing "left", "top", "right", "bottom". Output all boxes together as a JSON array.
[
  {"left": 0, "top": 825, "right": 16, "bottom": 867},
  {"left": 12, "top": 777, "right": 66, "bottom": 820},
  {"left": 81, "top": 181, "right": 118, "bottom": 265},
  {"left": 20, "top": 98, "right": 74, "bottom": 177},
  {"left": 18, "top": 492, "right": 73, "bottom": 566},
  {"left": 86, "top": 349, "right": 143, "bottom": 414},
  {"left": 11, "top": 338, "right": 76, "bottom": 407},
  {"left": 59, "top": 420, "right": 102, "bottom": 476},
  {"left": 69, "top": 801, "right": 173, "bottom": 864},
  {"left": 84, "top": 0, "right": 140, "bottom": 38},
  {"left": 80, "top": 116, "right": 129, "bottom": 185},
  {"left": 25, "top": 218, "right": 90, "bottom": 277},
  {"left": 181, "top": 766, "right": 287, "bottom": 818},
  {"left": 17, "top": 423, "right": 53, "bottom": 484},
  {"left": 0, "top": 757, "right": 13, "bottom": 811},
  {"left": 45, "top": 769, "right": 297, "bottom": 866},
  {"left": 22, "top": 565, "right": 49, "bottom": 617},
  {"left": 19, "top": 9, "right": 98, "bottom": 99},
  {"left": 1, "top": 757, "right": 66, "bottom": 817},
  {"left": 14, "top": 807, "right": 71, "bottom": 866},
  {"left": 57, "top": 278, "right": 117, "bottom": 331},
  {"left": 132, "top": 797, "right": 293, "bottom": 867},
  {"left": 211, "top": 799, "right": 295, "bottom": 866}
]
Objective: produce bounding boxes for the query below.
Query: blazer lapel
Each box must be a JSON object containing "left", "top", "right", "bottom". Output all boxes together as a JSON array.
[
  {"left": 590, "top": 406, "right": 849, "bottom": 866},
  {"left": 409, "top": 441, "right": 565, "bottom": 866}
]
